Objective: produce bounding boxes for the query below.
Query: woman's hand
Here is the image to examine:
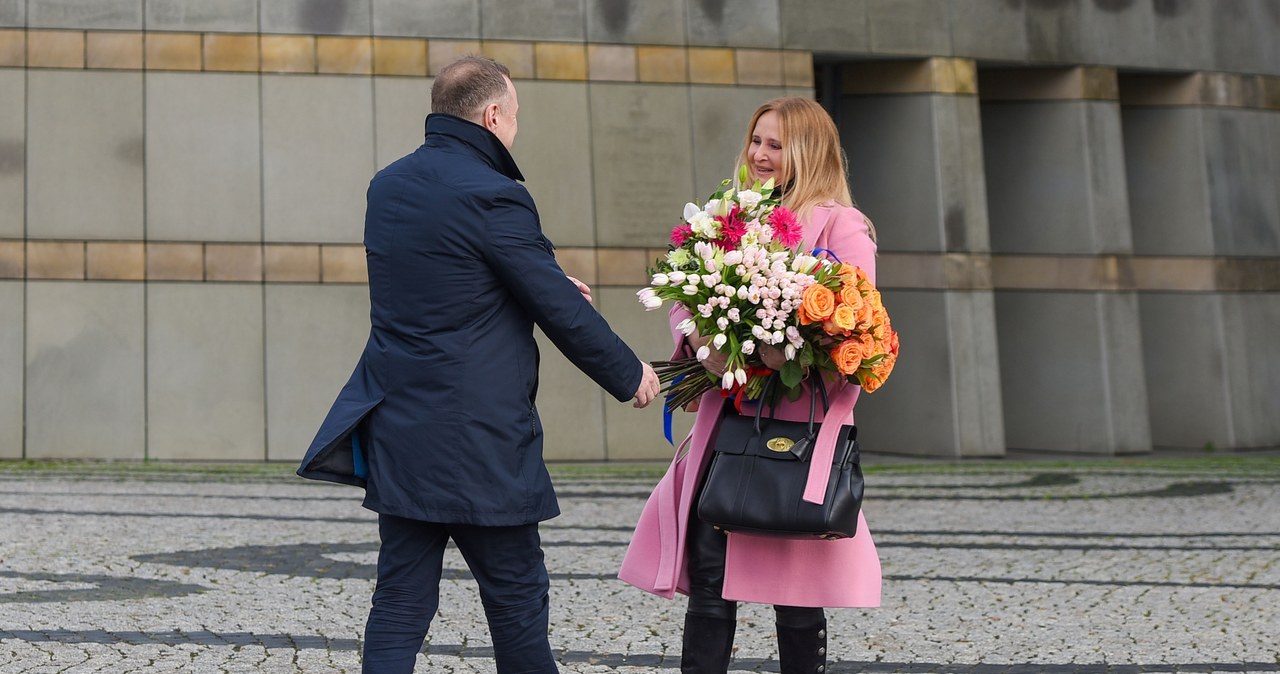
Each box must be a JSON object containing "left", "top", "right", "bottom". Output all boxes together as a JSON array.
[
  {"left": 687, "top": 330, "right": 728, "bottom": 377},
  {"left": 758, "top": 343, "right": 788, "bottom": 371}
]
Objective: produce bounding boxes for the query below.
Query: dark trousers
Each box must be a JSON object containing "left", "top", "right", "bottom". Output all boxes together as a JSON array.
[
  {"left": 686, "top": 480, "right": 825, "bottom": 629},
  {"left": 362, "top": 514, "right": 557, "bottom": 674}
]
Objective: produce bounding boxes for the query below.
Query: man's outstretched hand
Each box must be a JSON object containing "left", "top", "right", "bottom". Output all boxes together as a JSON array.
[{"left": 633, "top": 361, "right": 660, "bottom": 408}]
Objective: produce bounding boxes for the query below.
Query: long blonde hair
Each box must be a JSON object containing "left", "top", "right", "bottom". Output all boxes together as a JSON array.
[{"left": 734, "top": 97, "right": 877, "bottom": 242}]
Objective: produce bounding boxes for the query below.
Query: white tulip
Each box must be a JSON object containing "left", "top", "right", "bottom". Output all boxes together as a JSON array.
[
  {"left": 712, "top": 333, "right": 727, "bottom": 350},
  {"left": 697, "top": 345, "right": 711, "bottom": 361},
  {"left": 642, "top": 295, "right": 663, "bottom": 310},
  {"left": 651, "top": 273, "right": 669, "bottom": 286},
  {"left": 669, "top": 270, "right": 687, "bottom": 284},
  {"left": 785, "top": 344, "right": 797, "bottom": 360},
  {"left": 722, "top": 371, "right": 735, "bottom": 389},
  {"left": 682, "top": 285, "right": 699, "bottom": 296},
  {"left": 683, "top": 202, "right": 701, "bottom": 222},
  {"left": 677, "top": 318, "right": 696, "bottom": 336},
  {"left": 741, "top": 339, "right": 755, "bottom": 355},
  {"left": 735, "top": 368, "right": 747, "bottom": 386}
]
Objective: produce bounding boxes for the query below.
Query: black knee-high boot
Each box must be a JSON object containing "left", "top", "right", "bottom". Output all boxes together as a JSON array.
[
  {"left": 776, "top": 618, "right": 827, "bottom": 674},
  {"left": 681, "top": 612, "right": 736, "bottom": 673}
]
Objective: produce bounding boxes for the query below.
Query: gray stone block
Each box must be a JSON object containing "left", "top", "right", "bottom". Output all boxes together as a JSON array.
[
  {"left": 146, "top": 284, "right": 265, "bottom": 461},
  {"left": 935, "top": 95, "right": 990, "bottom": 252},
  {"left": 374, "top": 76, "right": 431, "bottom": 171},
  {"left": 1024, "top": 0, "right": 1157, "bottom": 67},
  {"left": 1084, "top": 101, "right": 1133, "bottom": 254},
  {"left": 27, "top": 0, "right": 141, "bottom": 29},
  {"left": 145, "top": 72, "right": 262, "bottom": 242},
  {"left": 511, "top": 81, "right": 596, "bottom": 247},
  {"left": 1204, "top": 108, "right": 1280, "bottom": 256},
  {"left": 480, "top": 0, "right": 585, "bottom": 41},
  {"left": 778, "top": 0, "right": 868, "bottom": 52},
  {"left": 1212, "top": 0, "right": 1280, "bottom": 76},
  {"left": 686, "top": 0, "right": 780, "bottom": 48},
  {"left": 144, "top": 0, "right": 258, "bottom": 32},
  {"left": 27, "top": 71, "right": 144, "bottom": 240},
  {"left": 1149, "top": 0, "right": 1214, "bottom": 70},
  {"left": 1122, "top": 107, "right": 1213, "bottom": 256},
  {"left": 535, "top": 330, "right": 607, "bottom": 461},
  {"left": 841, "top": 94, "right": 943, "bottom": 252},
  {"left": 0, "top": 282, "right": 19, "bottom": 458},
  {"left": 0, "top": 70, "right": 22, "bottom": 239},
  {"left": 373, "top": 0, "right": 479, "bottom": 38},
  {"left": 261, "top": 0, "right": 371, "bottom": 35},
  {"left": 589, "top": 83, "right": 695, "bottom": 248},
  {"left": 265, "top": 285, "right": 370, "bottom": 462},
  {"left": 866, "top": 0, "right": 952, "bottom": 56},
  {"left": 1221, "top": 293, "right": 1280, "bottom": 448},
  {"left": 951, "top": 0, "right": 1027, "bottom": 61},
  {"left": 689, "top": 85, "right": 785, "bottom": 200},
  {"left": 1139, "top": 293, "right": 1232, "bottom": 450},
  {"left": 597, "top": 287, "right": 692, "bottom": 461},
  {"left": 587, "top": 0, "right": 687, "bottom": 46},
  {"left": 262, "top": 75, "right": 375, "bottom": 244},
  {"left": 0, "top": 0, "right": 24, "bottom": 27},
  {"left": 996, "top": 290, "right": 1150, "bottom": 454},
  {"left": 25, "top": 282, "right": 145, "bottom": 459},
  {"left": 983, "top": 101, "right": 1105, "bottom": 254}
]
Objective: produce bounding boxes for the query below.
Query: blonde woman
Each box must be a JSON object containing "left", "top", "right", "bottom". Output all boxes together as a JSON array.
[{"left": 619, "top": 97, "right": 882, "bottom": 673}]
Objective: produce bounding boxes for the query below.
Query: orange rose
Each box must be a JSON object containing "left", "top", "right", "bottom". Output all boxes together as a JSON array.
[
  {"left": 839, "top": 284, "right": 863, "bottom": 310},
  {"left": 859, "top": 371, "right": 883, "bottom": 393},
  {"left": 831, "top": 340, "right": 863, "bottom": 375},
  {"left": 801, "top": 284, "right": 836, "bottom": 322},
  {"left": 887, "top": 329, "right": 900, "bottom": 357},
  {"left": 858, "top": 332, "right": 877, "bottom": 358},
  {"left": 831, "top": 304, "right": 857, "bottom": 333},
  {"left": 856, "top": 300, "right": 874, "bottom": 329},
  {"left": 838, "top": 263, "right": 858, "bottom": 284}
]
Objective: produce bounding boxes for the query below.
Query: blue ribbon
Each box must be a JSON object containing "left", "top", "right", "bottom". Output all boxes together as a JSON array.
[
  {"left": 350, "top": 431, "right": 368, "bottom": 479},
  {"left": 812, "top": 247, "right": 842, "bottom": 264},
  {"left": 662, "top": 373, "right": 687, "bottom": 445}
]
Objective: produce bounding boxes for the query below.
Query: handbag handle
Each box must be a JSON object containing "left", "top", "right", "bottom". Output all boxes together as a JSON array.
[{"left": 752, "top": 373, "right": 830, "bottom": 439}]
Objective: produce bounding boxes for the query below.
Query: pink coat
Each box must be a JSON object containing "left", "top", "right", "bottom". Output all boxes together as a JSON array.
[{"left": 618, "top": 204, "right": 882, "bottom": 608}]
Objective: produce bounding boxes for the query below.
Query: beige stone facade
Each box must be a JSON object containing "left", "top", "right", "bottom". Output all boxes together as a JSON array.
[{"left": 1, "top": 1, "right": 1277, "bottom": 461}]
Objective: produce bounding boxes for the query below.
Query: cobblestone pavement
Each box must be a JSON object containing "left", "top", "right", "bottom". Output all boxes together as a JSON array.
[{"left": 1, "top": 459, "right": 1278, "bottom": 673}]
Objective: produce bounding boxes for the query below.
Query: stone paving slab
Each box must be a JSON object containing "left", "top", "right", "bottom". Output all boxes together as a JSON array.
[{"left": 1, "top": 460, "right": 1278, "bottom": 673}]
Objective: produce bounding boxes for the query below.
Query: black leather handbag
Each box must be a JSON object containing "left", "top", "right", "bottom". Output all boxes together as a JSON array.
[{"left": 696, "top": 376, "right": 864, "bottom": 540}]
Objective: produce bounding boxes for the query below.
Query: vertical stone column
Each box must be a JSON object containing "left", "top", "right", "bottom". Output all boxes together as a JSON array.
[
  {"left": 981, "top": 66, "right": 1152, "bottom": 455},
  {"left": 1122, "top": 73, "right": 1280, "bottom": 451},
  {"left": 837, "top": 58, "right": 1006, "bottom": 458}
]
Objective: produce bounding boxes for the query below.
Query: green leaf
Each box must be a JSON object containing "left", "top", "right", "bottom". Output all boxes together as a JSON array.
[{"left": 780, "top": 360, "right": 804, "bottom": 389}]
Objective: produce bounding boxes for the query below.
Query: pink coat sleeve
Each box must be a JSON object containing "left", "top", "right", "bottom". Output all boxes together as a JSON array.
[
  {"left": 821, "top": 206, "right": 877, "bottom": 285},
  {"left": 667, "top": 304, "right": 694, "bottom": 361}
]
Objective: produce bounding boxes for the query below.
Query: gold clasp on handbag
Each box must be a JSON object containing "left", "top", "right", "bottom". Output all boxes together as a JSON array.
[{"left": 766, "top": 437, "right": 794, "bottom": 453}]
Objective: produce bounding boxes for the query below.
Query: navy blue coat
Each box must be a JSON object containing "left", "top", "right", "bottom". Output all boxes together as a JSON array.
[{"left": 297, "top": 114, "right": 642, "bottom": 525}]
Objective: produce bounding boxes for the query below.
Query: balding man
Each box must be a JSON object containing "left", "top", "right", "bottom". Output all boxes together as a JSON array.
[{"left": 298, "top": 56, "right": 660, "bottom": 673}]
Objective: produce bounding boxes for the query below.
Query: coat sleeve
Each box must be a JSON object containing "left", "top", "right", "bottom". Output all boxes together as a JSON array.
[
  {"left": 482, "top": 185, "right": 643, "bottom": 402},
  {"left": 825, "top": 206, "right": 877, "bottom": 285}
]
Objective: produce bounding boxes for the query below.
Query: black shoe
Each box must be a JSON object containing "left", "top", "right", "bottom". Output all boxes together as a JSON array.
[
  {"left": 777, "top": 619, "right": 827, "bottom": 674},
  {"left": 681, "top": 613, "right": 736, "bottom": 673}
]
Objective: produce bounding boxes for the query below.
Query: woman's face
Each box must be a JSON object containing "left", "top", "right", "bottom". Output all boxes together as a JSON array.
[{"left": 747, "top": 110, "right": 783, "bottom": 184}]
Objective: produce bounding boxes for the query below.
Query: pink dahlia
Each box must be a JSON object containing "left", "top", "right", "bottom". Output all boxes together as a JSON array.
[
  {"left": 770, "top": 206, "right": 803, "bottom": 249},
  {"left": 670, "top": 223, "right": 694, "bottom": 247},
  {"left": 718, "top": 212, "right": 747, "bottom": 249}
]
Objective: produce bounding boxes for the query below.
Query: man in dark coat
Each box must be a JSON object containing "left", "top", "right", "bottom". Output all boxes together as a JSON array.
[{"left": 297, "top": 56, "right": 660, "bottom": 673}]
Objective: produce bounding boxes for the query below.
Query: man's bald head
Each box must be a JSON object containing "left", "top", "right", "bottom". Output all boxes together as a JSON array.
[{"left": 431, "top": 56, "right": 513, "bottom": 124}]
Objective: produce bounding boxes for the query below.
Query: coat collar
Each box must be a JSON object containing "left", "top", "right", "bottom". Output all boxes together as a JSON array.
[{"left": 424, "top": 113, "right": 525, "bottom": 182}]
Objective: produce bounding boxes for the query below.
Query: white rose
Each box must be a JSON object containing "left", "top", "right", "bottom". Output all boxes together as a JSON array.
[{"left": 736, "top": 190, "right": 762, "bottom": 212}]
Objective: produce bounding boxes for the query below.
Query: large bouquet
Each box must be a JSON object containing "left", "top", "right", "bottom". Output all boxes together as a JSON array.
[{"left": 637, "top": 167, "right": 900, "bottom": 411}]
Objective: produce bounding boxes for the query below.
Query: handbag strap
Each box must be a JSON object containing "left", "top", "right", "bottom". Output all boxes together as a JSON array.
[{"left": 752, "top": 373, "right": 830, "bottom": 438}]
